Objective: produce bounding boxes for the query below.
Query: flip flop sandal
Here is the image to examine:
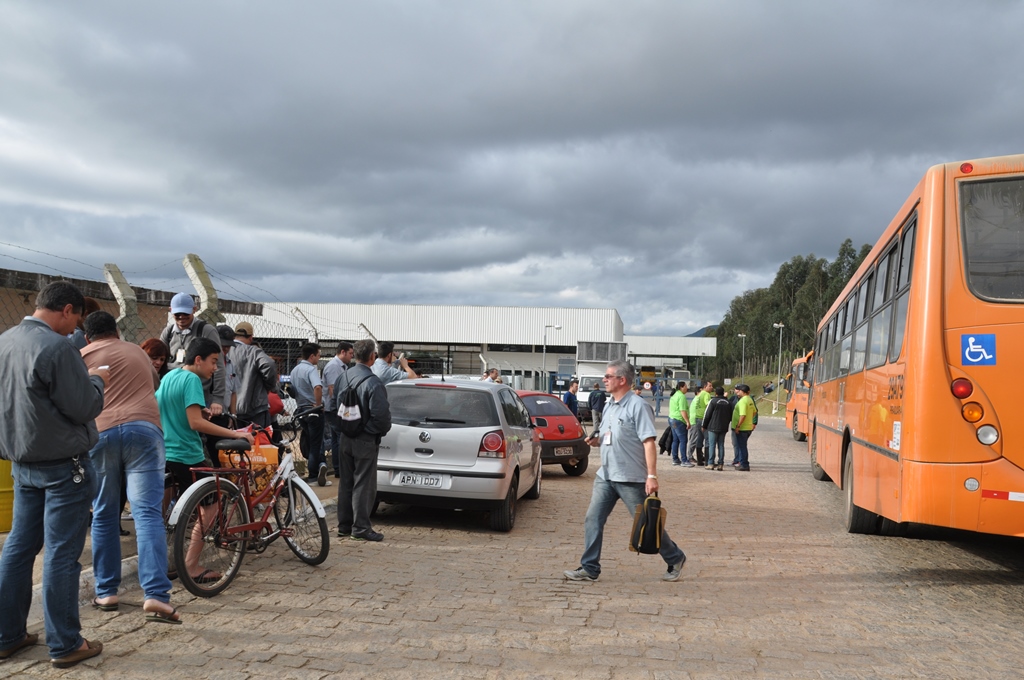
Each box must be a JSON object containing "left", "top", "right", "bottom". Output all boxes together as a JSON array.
[
  {"left": 145, "top": 607, "right": 182, "bottom": 625},
  {"left": 191, "top": 569, "right": 221, "bottom": 584},
  {"left": 91, "top": 598, "right": 118, "bottom": 612}
]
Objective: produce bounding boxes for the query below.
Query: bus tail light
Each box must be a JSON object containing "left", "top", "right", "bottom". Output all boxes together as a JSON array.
[
  {"left": 961, "top": 403, "right": 984, "bottom": 423},
  {"left": 960, "top": 162, "right": 974, "bottom": 174},
  {"left": 478, "top": 431, "right": 507, "bottom": 458},
  {"left": 977, "top": 425, "right": 999, "bottom": 446},
  {"left": 951, "top": 378, "right": 973, "bottom": 399}
]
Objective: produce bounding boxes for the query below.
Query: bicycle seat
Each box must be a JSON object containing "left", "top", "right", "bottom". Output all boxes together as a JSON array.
[{"left": 215, "top": 439, "right": 251, "bottom": 452}]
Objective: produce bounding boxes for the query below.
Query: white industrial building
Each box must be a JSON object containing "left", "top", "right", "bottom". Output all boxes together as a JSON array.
[{"left": 226, "top": 302, "right": 716, "bottom": 389}]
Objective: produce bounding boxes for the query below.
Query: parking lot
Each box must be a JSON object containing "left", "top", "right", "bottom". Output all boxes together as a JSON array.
[{"left": 5, "top": 416, "right": 1024, "bottom": 678}]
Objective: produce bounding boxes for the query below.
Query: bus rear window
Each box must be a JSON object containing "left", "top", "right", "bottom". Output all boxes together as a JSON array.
[{"left": 961, "top": 177, "right": 1024, "bottom": 301}]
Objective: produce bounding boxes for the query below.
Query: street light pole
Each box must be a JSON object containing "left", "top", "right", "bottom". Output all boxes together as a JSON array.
[
  {"left": 737, "top": 334, "right": 746, "bottom": 385},
  {"left": 542, "top": 323, "right": 561, "bottom": 392},
  {"left": 772, "top": 323, "right": 785, "bottom": 412}
]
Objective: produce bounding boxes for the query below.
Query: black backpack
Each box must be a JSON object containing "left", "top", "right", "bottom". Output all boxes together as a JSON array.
[{"left": 336, "top": 375, "right": 371, "bottom": 438}]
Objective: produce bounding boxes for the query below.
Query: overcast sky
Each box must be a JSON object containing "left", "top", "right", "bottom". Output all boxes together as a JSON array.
[{"left": 1, "top": 1, "right": 1021, "bottom": 336}]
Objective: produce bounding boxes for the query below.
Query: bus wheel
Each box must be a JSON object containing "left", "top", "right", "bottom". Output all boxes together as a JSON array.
[
  {"left": 843, "top": 443, "right": 879, "bottom": 534},
  {"left": 792, "top": 413, "right": 806, "bottom": 442},
  {"left": 878, "top": 517, "right": 908, "bottom": 537},
  {"left": 810, "top": 429, "right": 830, "bottom": 481}
]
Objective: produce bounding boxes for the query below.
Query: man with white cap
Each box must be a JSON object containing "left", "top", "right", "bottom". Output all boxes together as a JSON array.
[{"left": 159, "top": 292, "right": 225, "bottom": 416}]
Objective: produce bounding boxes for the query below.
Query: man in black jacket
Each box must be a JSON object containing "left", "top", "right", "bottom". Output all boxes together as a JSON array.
[
  {"left": 333, "top": 339, "right": 392, "bottom": 542},
  {"left": 701, "top": 387, "right": 732, "bottom": 471}
]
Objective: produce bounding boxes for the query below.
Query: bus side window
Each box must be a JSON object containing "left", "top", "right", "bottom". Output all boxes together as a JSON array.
[
  {"left": 897, "top": 222, "right": 916, "bottom": 291},
  {"left": 861, "top": 273, "right": 875, "bottom": 318},
  {"left": 888, "top": 221, "right": 917, "bottom": 361}
]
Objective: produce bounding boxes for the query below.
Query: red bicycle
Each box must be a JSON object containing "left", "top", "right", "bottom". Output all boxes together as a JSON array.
[{"left": 168, "top": 416, "right": 330, "bottom": 597}]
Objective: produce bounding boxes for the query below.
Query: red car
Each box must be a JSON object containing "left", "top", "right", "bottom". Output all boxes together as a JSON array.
[{"left": 517, "top": 390, "right": 590, "bottom": 476}]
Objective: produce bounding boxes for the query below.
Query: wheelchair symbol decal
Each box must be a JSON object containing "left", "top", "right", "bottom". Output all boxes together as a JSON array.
[{"left": 961, "top": 334, "right": 996, "bottom": 366}]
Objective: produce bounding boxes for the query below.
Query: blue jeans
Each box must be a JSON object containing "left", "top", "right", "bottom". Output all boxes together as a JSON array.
[
  {"left": 654, "top": 395, "right": 663, "bottom": 415},
  {"left": 0, "top": 457, "right": 95, "bottom": 659},
  {"left": 669, "top": 419, "right": 688, "bottom": 463},
  {"left": 730, "top": 429, "right": 739, "bottom": 464},
  {"left": 579, "top": 476, "right": 685, "bottom": 577},
  {"left": 89, "top": 421, "right": 172, "bottom": 604},
  {"left": 706, "top": 430, "right": 727, "bottom": 466},
  {"left": 735, "top": 429, "right": 751, "bottom": 467}
]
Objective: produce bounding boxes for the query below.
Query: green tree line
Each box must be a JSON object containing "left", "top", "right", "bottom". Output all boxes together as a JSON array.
[{"left": 707, "top": 239, "right": 871, "bottom": 382}]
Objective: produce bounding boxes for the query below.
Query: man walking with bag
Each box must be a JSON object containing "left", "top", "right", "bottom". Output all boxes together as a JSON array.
[{"left": 564, "top": 360, "right": 686, "bottom": 583}]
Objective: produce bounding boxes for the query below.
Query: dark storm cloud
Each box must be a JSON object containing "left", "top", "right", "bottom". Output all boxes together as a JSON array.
[{"left": 1, "top": 0, "right": 1023, "bottom": 333}]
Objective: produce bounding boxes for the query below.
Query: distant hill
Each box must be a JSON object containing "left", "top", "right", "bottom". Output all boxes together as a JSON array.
[{"left": 689, "top": 325, "right": 717, "bottom": 337}]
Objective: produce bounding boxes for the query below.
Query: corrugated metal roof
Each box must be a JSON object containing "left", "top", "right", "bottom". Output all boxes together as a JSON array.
[{"left": 232, "top": 303, "right": 624, "bottom": 345}]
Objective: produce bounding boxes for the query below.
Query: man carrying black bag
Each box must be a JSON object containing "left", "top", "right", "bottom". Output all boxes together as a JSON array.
[{"left": 563, "top": 360, "right": 687, "bottom": 583}]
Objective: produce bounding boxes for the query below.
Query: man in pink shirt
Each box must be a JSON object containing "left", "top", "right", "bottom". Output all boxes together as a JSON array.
[{"left": 81, "top": 312, "right": 179, "bottom": 624}]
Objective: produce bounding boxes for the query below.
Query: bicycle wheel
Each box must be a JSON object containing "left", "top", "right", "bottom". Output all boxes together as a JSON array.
[
  {"left": 273, "top": 480, "right": 330, "bottom": 565},
  {"left": 173, "top": 481, "right": 249, "bottom": 597}
]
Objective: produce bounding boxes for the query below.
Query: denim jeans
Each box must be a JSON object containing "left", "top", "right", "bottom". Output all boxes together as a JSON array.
[
  {"left": 730, "top": 429, "right": 739, "bottom": 464},
  {"left": 300, "top": 410, "right": 326, "bottom": 477},
  {"left": 706, "top": 430, "right": 727, "bottom": 466},
  {"left": 735, "top": 429, "right": 752, "bottom": 467},
  {"left": 669, "top": 419, "right": 688, "bottom": 463},
  {"left": 89, "top": 421, "right": 173, "bottom": 604},
  {"left": 0, "top": 457, "right": 94, "bottom": 659},
  {"left": 654, "top": 395, "right": 663, "bottom": 415},
  {"left": 579, "top": 476, "right": 685, "bottom": 577}
]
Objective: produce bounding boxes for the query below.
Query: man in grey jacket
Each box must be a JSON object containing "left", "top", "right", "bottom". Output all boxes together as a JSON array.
[
  {"left": 0, "top": 281, "right": 108, "bottom": 667},
  {"left": 333, "top": 339, "right": 392, "bottom": 542},
  {"left": 231, "top": 322, "right": 278, "bottom": 428}
]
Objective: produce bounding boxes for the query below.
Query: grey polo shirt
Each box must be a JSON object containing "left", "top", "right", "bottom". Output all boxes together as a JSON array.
[
  {"left": 371, "top": 357, "right": 407, "bottom": 385},
  {"left": 596, "top": 391, "right": 657, "bottom": 483},
  {"left": 290, "top": 360, "right": 322, "bottom": 408},
  {"left": 322, "top": 356, "right": 348, "bottom": 411}
]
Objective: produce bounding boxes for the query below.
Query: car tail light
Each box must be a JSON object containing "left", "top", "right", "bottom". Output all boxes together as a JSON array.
[
  {"left": 577, "top": 424, "right": 586, "bottom": 438},
  {"left": 537, "top": 431, "right": 545, "bottom": 440},
  {"left": 478, "top": 431, "right": 507, "bottom": 458},
  {"left": 951, "top": 378, "right": 973, "bottom": 399},
  {"left": 962, "top": 402, "right": 983, "bottom": 423}
]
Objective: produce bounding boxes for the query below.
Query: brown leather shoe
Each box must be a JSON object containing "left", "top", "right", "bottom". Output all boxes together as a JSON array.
[
  {"left": 0, "top": 633, "right": 37, "bottom": 659},
  {"left": 51, "top": 639, "right": 102, "bottom": 668}
]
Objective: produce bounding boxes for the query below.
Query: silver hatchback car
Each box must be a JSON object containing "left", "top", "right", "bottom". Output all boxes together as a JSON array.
[{"left": 376, "top": 379, "right": 542, "bottom": 531}]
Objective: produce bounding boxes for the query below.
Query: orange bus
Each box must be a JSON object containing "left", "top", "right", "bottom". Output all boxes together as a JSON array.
[
  {"left": 807, "top": 153, "right": 1024, "bottom": 537},
  {"left": 784, "top": 351, "right": 813, "bottom": 442}
]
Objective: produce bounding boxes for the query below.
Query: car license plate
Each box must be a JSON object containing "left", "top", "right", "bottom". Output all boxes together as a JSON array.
[
  {"left": 554, "top": 446, "right": 574, "bottom": 456},
  {"left": 397, "top": 472, "right": 443, "bottom": 488}
]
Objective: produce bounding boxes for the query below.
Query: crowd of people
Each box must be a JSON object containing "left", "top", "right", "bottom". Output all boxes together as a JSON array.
[
  {"left": 0, "top": 281, "right": 760, "bottom": 662},
  {"left": 0, "top": 284, "right": 407, "bottom": 666},
  {"left": 660, "top": 380, "right": 756, "bottom": 471}
]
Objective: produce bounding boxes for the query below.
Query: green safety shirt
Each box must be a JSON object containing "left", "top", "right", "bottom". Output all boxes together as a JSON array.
[
  {"left": 669, "top": 390, "right": 689, "bottom": 422},
  {"left": 689, "top": 389, "right": 713, "bottom": 424},
  {"left": 731, "top": 395, "right": 756, "bottom": 432}
]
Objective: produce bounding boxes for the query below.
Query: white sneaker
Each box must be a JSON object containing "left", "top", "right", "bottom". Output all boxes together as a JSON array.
[
  {"left": 563, "top": 567, "right": 598, "bottom": 581},
  {"left": 663, "top": 557, "right": 686, "bottom": 581}
]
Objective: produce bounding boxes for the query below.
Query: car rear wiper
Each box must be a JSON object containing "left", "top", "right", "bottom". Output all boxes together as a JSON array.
[{"left": 422, "top": 417, "right": 465, "bottom": 424}]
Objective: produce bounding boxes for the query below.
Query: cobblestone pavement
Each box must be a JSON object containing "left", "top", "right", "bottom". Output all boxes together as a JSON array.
[{"left": 5, "top": 417, "right": 1024, "bottom": 678}]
